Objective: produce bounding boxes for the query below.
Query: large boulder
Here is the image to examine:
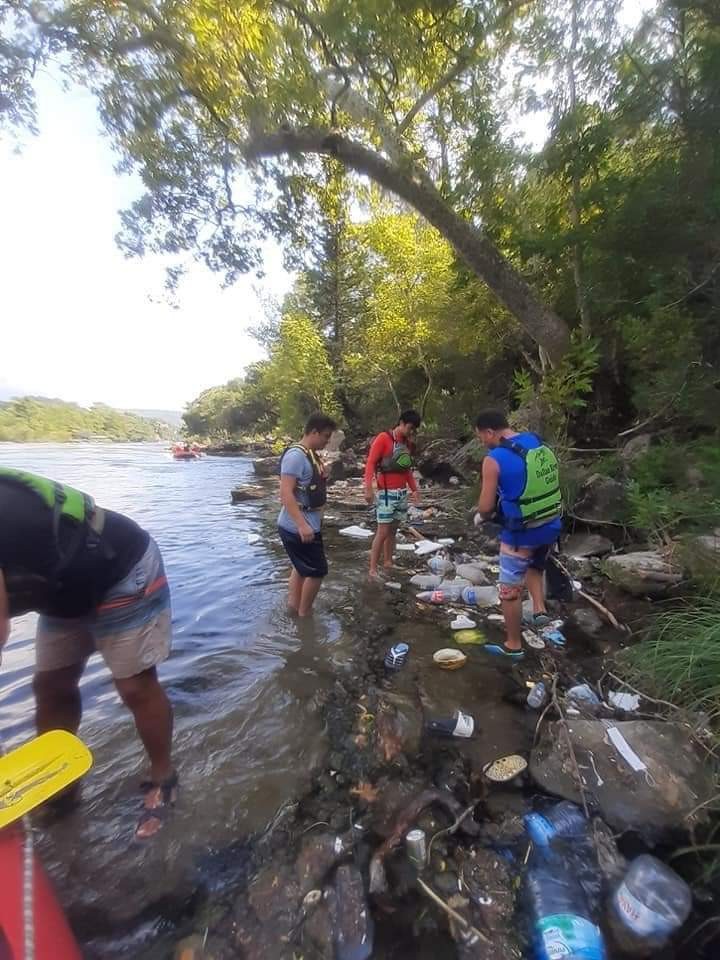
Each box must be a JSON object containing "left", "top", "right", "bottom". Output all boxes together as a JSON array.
[
  {"left": 574, "top": 473, "right": 628, "bottom": 524},
  {"left": 252, "top": 456, "right": 281, "bottom": 477},
  {"left": 564, "top": 532, "right": 613, "bottom": 558},
  {"left": 620, "top": 433, "right": 652, "bottom": 464},
  {"left": 416, "top": 438, "right": 465, "bottom": 483},
  {"left": 604, "top": 550, "right": 682, "bottom": 597},
  {"left": 324, "top": 450, "right": 364, "bottom": 484},
  {"left": 230, "top": 485, "right": 265, "bottom": 503},
  {"left": 531, "top": 719, "right": 715, "bottom": 840}
]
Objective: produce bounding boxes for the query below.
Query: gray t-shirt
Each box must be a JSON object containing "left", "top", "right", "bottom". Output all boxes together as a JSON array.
[{"left": 278, "top": 446, "right": 323, "bottom": 534}]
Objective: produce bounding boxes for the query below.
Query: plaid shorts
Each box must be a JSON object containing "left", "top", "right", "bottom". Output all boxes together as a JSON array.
[{"left": 376, "top": 489, "right": 409, "bottom": 525}]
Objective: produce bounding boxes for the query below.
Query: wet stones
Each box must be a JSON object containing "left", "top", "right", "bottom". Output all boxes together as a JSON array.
[
  {"left": 252, "top": 455, "right": 282, "bottom": 477},
  {"left": 230, "top": 485, "right": 265, "bottom": 502},
  {"left": 564, "top": 532, "right": 614, "bottom": 558},
  {"left": 603, "top": 550, "right": 682, "bottom": 597},
  {"left": 574, "top": 473, "right": 628, "bottom": 524}
]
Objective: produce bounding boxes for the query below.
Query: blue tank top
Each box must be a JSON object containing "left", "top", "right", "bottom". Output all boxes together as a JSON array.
[{"left": 489, "top": 433, "right": 562, "bottom": 547}]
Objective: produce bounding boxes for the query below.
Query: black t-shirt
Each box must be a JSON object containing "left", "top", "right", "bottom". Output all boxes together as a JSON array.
[{"left": 0, "top": 482, "right": 149, "bottom": 618}]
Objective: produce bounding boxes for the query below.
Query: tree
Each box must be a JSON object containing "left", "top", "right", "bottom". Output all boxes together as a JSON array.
[{"left": 7, "top": 0, "right": 571, "bottom": 361}]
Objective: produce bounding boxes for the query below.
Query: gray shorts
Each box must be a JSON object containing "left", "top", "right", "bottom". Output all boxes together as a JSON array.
[{"left": 36, "top": 537, "right": 172, "bottom": 680}]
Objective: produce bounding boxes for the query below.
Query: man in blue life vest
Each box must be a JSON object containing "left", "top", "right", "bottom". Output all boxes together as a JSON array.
[
  {"left": 0, "top": 469, "right": 175, "bottom": 837},
  {"left": 474, "top": 410, "right": 562, "bottom": 659}
]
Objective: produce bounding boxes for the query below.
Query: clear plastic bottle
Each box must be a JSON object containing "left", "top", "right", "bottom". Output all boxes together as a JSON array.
[
  {"left": 525, "top": 802, "right": 589, "bottom": 849},
  {"left": 526, "top": 855, "right": 606, "bottom": 960},
  {"left": 428, "top": 555, "right": 455, "bottom": 575},
  {"left": 527, "top": 682, "right": 548, "bottom": 710},
  {"left": 608, "top": 854, "right": 692, "bottom": 954},
  {"left": 461, "top": 585, "right": 498, "bottom": 606}
]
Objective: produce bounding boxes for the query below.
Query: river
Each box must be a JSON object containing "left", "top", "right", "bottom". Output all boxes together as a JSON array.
[{"left": 0, "top": 443, "right": 360, "bottom": 957}]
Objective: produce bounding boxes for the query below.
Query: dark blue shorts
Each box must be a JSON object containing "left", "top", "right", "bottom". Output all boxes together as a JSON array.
[{"left": 278, "top": 526, "right": 328, "bottom": 579}]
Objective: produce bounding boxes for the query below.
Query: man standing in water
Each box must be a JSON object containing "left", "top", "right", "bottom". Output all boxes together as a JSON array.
[
  {"left": 0, "top": 468, "right": 175, "bottom": 837},
  {"left": 278, "top": 413, "right": 337, "bottom": 616},
  {"left": 474, "top": 411, "right": 562, "bottom": 659},
  {"left": 364, "top": 410, "right": 422, "bottom": 579}
]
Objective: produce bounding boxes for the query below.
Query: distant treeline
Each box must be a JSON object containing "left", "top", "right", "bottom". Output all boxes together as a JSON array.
[{"left": 0, "top": 396, "right": 173, "bottom": 442}]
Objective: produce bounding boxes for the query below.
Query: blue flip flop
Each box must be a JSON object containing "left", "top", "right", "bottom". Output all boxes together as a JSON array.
[
  {"left": 522, "top": 612, "right": 552, "bottom": 629},
  {"left": 485, "top": 643, "right": 525, "bottom": 660}
]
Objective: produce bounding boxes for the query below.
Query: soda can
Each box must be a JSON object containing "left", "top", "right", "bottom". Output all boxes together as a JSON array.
[{"left": 405, "top": 828, "right": 427, "bottom": 869}]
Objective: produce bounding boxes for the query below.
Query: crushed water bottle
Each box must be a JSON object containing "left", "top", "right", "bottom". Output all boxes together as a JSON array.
[
  {"left": 525, "top": 802, "right": 607, "bottom": 960},
  {"left": 608, "top": 854, "right": 691, "bottom": 954},
  {"left": 526, "top": 682, "right": 548, "bottom": 710},
  {"left": 461, "top": 585, "right": 498, "bottom": 607},
  {"left": 428, "top": 555, "right": 455, "bottom": 576}
]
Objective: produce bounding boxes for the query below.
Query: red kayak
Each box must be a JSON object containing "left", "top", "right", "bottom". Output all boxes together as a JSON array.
[{"left": 0, "top": 826, "right": 81, "bottom": 959}]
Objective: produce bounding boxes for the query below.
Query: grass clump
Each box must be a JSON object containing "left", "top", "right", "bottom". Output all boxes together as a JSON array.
[{"left": 619, "top": 599, "right": 720, "bottom": 719}]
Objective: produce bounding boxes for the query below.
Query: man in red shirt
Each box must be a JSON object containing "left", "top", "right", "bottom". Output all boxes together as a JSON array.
[{"left": 364, "top": 410, "right": 422, "bottom": 578}]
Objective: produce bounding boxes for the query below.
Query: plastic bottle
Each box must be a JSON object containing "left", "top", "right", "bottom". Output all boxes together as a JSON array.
[
  {"left": 526, "top": 854, "right": 606, "bottom": 960},
  {"left": 527, "top": 682, "right": 547, "bottom": 710},
  {"left": 425, "top": 710, "right": 475, "bottom": 738},
  {"left": 428, "top": 556, "right": 455, "bottom": 576},
  {"left": 410, "top": 574, "right": 443, "bottom": 590},
  {"left": 384, "top": 642, "right": 409, "bottom": 671},
  {"left": 608, "top": 855, "right": 691, "bottom": 954},
  {"left": 461, "top": 585, "right": 498, "bottom": 607},
  {"left": 525, "top": 802, "right": 589, "bottom": 848}
]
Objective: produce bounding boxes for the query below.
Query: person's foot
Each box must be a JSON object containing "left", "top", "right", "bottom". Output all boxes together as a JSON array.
[
  {"left": 136, "top": 771, "right": 178, "bottom": 839},
  {"left": 484, "top": 642, "right": 525, "bottom": 660},
  {"left": 368, "top": 569, "right": 385, "bottom": 582}
]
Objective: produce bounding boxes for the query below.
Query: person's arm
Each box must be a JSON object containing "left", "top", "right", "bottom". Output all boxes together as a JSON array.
[
  {"left": 364, "top": 434, "right": 387, "bottom": 504},
  {"left": 406, "top": 467, "right": 419, "bottom": 503},
  {"left": 477, "top": 456, "right": 500, "bottom": 519},
  {"left": 0, "top": 570, "right": 9, "bottom": 662},
  {"left": 280, "top": 474, "right": 315, "bottom": 543}
]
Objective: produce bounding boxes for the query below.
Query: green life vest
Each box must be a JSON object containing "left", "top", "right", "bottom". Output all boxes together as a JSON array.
[
  {"left": 498, "top": 437, "right": 562, "bottom": 529},
  {"left": 378, "top": 431, "right": 414, "bottom": 474}
]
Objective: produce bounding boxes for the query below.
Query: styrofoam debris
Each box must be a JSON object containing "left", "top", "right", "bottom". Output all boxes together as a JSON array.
[{"left": 339, "top": 525, "right": 374, "bottom": 539}]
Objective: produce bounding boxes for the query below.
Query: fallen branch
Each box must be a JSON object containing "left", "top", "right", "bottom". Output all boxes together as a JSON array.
[
  {"left": 428, "top": 801, "right": 479, "bottom": 861},
  {"left": 417, "top": 877, "right": 491, "bottom": 945},
  {"left": 551, "top": 556, "right": 627, "bottom": 632}
]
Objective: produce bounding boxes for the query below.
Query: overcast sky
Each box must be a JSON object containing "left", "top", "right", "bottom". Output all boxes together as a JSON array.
[{"left": 0, "top": 0, "right": 654, "bottom": 413}]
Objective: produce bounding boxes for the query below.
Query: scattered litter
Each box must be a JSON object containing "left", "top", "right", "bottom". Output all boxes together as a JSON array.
[
  {"left": 384, "top": 643, "right": 409, "bottom": 671},
  {"left": 426, "top": 710, "right": 475, "bottom": 738},
  {"left": 384, "top": 581, "right": 402, "bottom": 591},
  {"left": 247, "top": 533, "right": 261, "bottom": 545},
  {"left": 414, "top": 539, "right": 444, "bottom": 557},
  {"left": 433, "top": 648, "right": 467, "bottom": 670},
  {"left": 438, "top": 537, "right": 455, "bottom": 545},
  {"left": 542, "top": 628, "right": 567, "bottom": 648},
  {"left": 339, "top": 525, "right": 374, "bottom": 539},
  {"left": 606, "top": 726, "right": 648, "bottom": 773},
  {"left": 405, "top": 829, "right": 428, "bottom": 869},
  {"left": 488, "top": 564, "right": 500, "bottom": 574},
  {"left": 609, "top": 854, "right": 691, "bottom": 952},
  {"left": 608, "top": 691, "right": 640, "bottom": 712},
  {"left": 396, "top": 543, "right": 417, "bottom": 552},
  {"left": 572, "top": 579, "right": 582, "bottom": 590},
  {"left": 461, "top": 585, "right": 498, "bottom": 607},
  {"left": 428, "top": 556, "right": 455, "bottom": 575},
  {"left": 527, "top": 682, "right": 548, "bottom": 709},
  {"left": 451, "top": 614, "right": 477, "bottom": 631},
  {"left": 410, "top": 574, "right": 443, "bottom": 589},
  {"left": 567, "top": 684, "right": 602, "bottom": 711},
  {"left": 483, "top": 754, "right": 527, "bottom": 783},
  {"left": 487, "top": 613, "right": 505, "bottom": 623},
  {"left": 523, "top": 630, "right": 546, "bottom": 650},
  {"left": 454, "top": 629, "right": 486, "bottom": 646}
]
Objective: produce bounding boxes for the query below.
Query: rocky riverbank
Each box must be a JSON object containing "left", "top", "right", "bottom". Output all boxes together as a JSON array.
[{"left": 169, "top": 473, "right": 719, "bottom": 960}]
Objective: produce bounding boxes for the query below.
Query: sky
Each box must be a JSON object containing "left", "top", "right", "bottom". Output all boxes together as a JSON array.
[
  {"left": 0, "top": 71, "right": 292, "bottom": 412},
  {"left": 0, "top": 0, "right": 655, "bottom": 413}
]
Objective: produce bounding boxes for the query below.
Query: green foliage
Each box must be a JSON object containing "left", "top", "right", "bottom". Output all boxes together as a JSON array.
[
  {"left": 0, "top": 397, "right": 170, "bottom": 442},
  {"left": 183, "top": 364, "right": 276, "bottom": 439},
  {"left": 619, "top": 599, "right": 720, "bottom": 717},
  {"left": 625, "top": 440, "right": 720, "bottom": 540}
]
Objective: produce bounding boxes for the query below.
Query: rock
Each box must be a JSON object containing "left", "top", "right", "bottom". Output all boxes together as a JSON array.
[
  {"left": 324, "top": 449, "right": 364, "bottom": 484},
  {"left": 326, "top": 428, "right": 346, "bottom": 453},
  {"left": 690, "top": 534, "right": 720, "bottom": 559},
  {"left": 252, "top": 456, "right": 281, "bottom": 477},
  {"left": 574, "top": 473, "right": 628, "bottom": 524},
  {"left": 433, "top": 871, "right": 461, "bottom": 896},
  {"left": 531, "top": 719, "right": 715, "bottom": 840},
  {"left": 566, "top": 607, "right": 606, "bottom": 646},
  {"left": 564, "top": 532, "right": 613, "bottom": 558},
  {"left": 302, "top": 887, "right": 337, "bottom": 960},
  {"left": 374, "top": 691, "right": 423, "bottom": 763},
  {"left": 230, "top": 485, "right": 265, "bottom": 503},
  {"left": 604, "top": 550, "right": 682, "bottom": 597},
  {"left": 296, "top": 832, "right": 349, "bottom": 896},
  {"left": 417, "top": 439, "right": 466, "bottom": 483},
  {"left": 333, "top": 864, "right": 374, "bottom": 960},
  {"left": 455, "top": 563, "right": 491, "bottom": 586},
  {"left": 620, "top": 433, "right": 652, "bottom": 463}
]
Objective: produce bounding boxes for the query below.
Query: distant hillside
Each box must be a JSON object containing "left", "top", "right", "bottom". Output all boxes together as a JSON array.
[
  {"left": 0, "top": 397, "right": 174, "bottom": 442},
  {"left": 128, "top": 408, "right": 183, "bottom": 428}
]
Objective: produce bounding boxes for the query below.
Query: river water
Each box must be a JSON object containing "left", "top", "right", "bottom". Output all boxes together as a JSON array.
[{"left": 0, "top": 443, "right": 361, "bottom": 956}]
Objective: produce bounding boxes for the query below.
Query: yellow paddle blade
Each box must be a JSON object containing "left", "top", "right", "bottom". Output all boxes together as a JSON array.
[{"left": 0, "top": 730, "right": 93, "bottom": 828}]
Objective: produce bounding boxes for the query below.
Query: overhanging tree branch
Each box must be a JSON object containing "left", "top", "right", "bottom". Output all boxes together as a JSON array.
[{"left": 244, "top": 127, "right": 570, "bottom": 363}]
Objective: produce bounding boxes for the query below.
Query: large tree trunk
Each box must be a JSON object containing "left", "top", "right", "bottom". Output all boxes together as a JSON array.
[{"left": 245, "top": 128, "right": 571, "bottom": 364}]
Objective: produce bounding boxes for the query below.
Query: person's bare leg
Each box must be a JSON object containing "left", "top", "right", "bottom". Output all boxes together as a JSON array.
[
  {"left": 288, "top": 568, "right": 304, "bottom": 614},
  {"left": 115, "top": 667, "right": 173, "bottom": 783},
  {"left": 369, "top": 525, "right": 390, "bottom": 577},
  {"left": 34, "top": 662, "right": 86, "bottom": 734},
  {"left": 383, "top": 523, "right": 399, "bottom": 568},
  {"left": 299, "top": 577, "right": 323, "bottom": 616},
  {"left": 526, "top": 567, "right": 547, "bottom": 616},
  {"left": 500, "top": 593, "right": 523, "bottom": 650}
]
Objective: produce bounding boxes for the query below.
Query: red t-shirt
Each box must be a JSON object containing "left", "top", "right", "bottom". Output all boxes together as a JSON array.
[{"left": 364, "top": 430, "right": 418, "bottom": 491}]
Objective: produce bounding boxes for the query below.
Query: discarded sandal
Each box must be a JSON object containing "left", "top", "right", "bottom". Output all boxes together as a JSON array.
[{"left": 484, "top": 642, "right": 525, "bottom": 660}]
